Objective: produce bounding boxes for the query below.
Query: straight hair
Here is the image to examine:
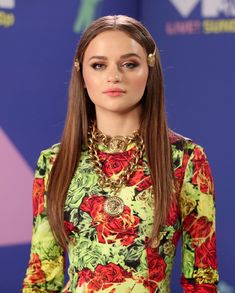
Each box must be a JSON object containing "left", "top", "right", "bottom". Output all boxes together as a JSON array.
[{"left": 47, "top": 15, "right": 174, "bottom": 249}]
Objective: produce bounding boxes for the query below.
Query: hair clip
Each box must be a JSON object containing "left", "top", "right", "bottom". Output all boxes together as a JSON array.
[
  {"left": 147, "top": 48, "right": 156, "bottom": 67},
  {"left": 74, "top": 58, "right": 80, "bottom": 71}
]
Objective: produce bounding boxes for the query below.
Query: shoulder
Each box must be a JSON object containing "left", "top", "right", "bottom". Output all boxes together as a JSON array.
[
  {"left": 35, "top": 143, "right": 60, "bottom": 177},
  {"left": 40, "top": 142, "right": 60, "bottom": 159},
  {"left": 169, "top": 130, "right": 208, "bottom": 169},
  {"left": 169, "top": 129, "right": 204, "bottom": 154}
]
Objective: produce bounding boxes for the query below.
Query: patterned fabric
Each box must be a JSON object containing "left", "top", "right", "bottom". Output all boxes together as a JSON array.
[{"left": 22, "top": 134, "right": 219, "bottom": 292}]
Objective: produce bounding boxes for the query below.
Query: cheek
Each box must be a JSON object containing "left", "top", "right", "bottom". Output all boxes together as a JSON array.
[
  {"left": 132, "top": 71, "right": 148, "bottom": 94},
  {"left": 83, "top": 72, "right": 101, "bottom": 99},
  {"left": 82, "top": 73, "right": 101, "bottom": 105},
  {"left": 83, "top": 70, "right": 95, "bottom": 89}
]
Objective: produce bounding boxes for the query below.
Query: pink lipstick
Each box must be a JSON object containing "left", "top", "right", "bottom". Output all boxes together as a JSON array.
[{"left": 103, "top": 88, "right": 126, "bottom": 97}]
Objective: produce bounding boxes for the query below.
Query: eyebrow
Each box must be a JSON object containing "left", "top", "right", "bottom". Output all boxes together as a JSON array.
[{"left": 88, "top": 53, "right": 142, "bottom": 61}]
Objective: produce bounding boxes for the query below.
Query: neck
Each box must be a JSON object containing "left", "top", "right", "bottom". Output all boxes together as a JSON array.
[{"left": 95, "top": 107, "right": 142, "bottom": 137}]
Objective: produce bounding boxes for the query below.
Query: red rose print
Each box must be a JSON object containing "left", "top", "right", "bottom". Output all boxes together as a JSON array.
[
  {"left": 144, "top": 241, "right": 166, "bottom": 293},
  {"left": 98, "top": 149, "right": 134, "bottom": 177},
  {"left": 183, "top": 213, "right": 212, "bottom": 241},
  {"left": 174, "top": 167, "right": 182, "bottom": 181},
  {"left": 192, "top": 147, "right": 214, "bottom": 195},
  {"left": 101, "top": 157, "right": 128, "bottom": 177},
  {"left": 77, "top": 268, "right": 93, "bottom": 287},
  {"left": 143, "top": 279, "right": 158, "bottom": 293},
  {"left": 80, "top": 195, "right": 105, "bottom": 220},
  {"left": 144, "top": 242, "right": 166, "bottom": 292},
  {"left": 173, "top": 167, "right": 185, "bottom": 196},
  {"left": 128, "top": 169, "right": 152, "bottom": 191},
  {"left": 80, "top": 195, "right": 140, "bottom": 246},
  {"left": 147, "top": 248, "right": 166, "bottom": 281},
  {"left": 27, "top": 253, "right": 46, "bottom": 284},
  {"left": 95, "top": 263, "right": 132, "bottom": 283},
  {"left": 181, "top": 277, "right": 217, "bottom": 292},
  {"left": 192, "top": 160, "right": 214, "bottom": 195},
  {"left": 167, "top": 200, "right": 179, "bottom": 226},
  {"left": 182, "top": 152, "right": 191, "bottom": 173},
  {"left": 195, "top": 233, "right": 218, "bottom": 270},
  {"left": 32, "top": 178, "right": 45, "bottom": 217},
  {"left": 85, "top": 263, "right": 132, "bottom": 291},
  {"left": 128, "top": 169, "right": 144, "bottom": 185},
  {"left": 172, "top": 230, "right": 181, "bottom": 246},
  {"left": 193, "top": 147, "right": 206, "bottom": 162},
  {"left": 137, "top": 177, "right": 152, "bottom": 192},
  {"left": 64, "top": 221, "right": 78, "bottom": 236},
  {"left": 88, "top": 278, "right": 102, "bottom": 291}
]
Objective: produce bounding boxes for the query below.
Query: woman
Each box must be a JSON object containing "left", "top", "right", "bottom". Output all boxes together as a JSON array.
[{"left": 23, "top": 15, "right": 219, "bottom": 292}]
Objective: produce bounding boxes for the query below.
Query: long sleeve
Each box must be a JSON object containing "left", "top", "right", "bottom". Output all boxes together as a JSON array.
[
  {"left": 22, "top": 148, "right": 65, "bottom": 292},
  {"left": 179, "top": 143, "right": 219, "bottom": 292}
]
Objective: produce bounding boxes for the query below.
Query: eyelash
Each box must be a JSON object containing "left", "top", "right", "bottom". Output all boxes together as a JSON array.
[
  {"left": 123, "top": 62, "right": 139, "bottom": 69},
  {"left": 90, "top": 62, "right": 139, "bottom": 70},
  {"left": 91, "top": 63, "right": 105, "bottom": 70}
]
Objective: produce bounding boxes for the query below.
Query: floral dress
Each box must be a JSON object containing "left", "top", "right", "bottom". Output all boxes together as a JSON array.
[{"left": 22, "top": 133, "right": 219, "bottom": 292}]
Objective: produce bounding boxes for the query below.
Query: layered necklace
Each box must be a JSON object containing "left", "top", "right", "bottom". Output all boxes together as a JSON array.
[{"left": 87, "top": 123, "right": 144, "bottom": 217}]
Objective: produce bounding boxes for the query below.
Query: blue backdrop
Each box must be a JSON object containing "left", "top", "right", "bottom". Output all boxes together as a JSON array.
[{"left": 0, "top": 1, "right": 234, "bottom": 292}]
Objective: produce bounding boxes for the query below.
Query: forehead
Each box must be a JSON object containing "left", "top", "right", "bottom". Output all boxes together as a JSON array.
[{"left": 83, "top": 30, "right": 147, "bottom": 58}]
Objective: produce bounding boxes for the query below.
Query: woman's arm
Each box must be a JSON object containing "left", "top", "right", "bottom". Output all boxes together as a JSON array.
[
  {"left": 22, "top": 149, "right": 65, "bottom": 292},
  {"left": 180, "top": 143, "right": 219, "bottom": 292}
]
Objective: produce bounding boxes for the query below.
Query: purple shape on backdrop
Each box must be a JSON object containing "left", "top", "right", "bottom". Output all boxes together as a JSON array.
[{"left": 0, "top": 128, "right": 34, "bottom": 246}]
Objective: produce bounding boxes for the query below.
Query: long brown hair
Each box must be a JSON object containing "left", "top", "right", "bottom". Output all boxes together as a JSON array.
[{"left": 47, "top": 15, "right": 174, "bottom": 249}]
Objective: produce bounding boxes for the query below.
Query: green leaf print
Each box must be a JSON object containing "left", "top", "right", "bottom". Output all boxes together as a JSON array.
[
  {"left": 32, "top": 217, "right": 63, "bottom": 259},
  {"left": 76, "top": 239, "right": 107, "bottom": 271},
  {"left": 67, "top": 173, "right": 100, "bottom": 209},
  {"left": 183, "top": 182, "right": 202, "bottom": 201},
  {"left": 126, "top": 243, "right": 145, "bottom": 262},
  {"left": 182, "top": 248, "right": 195, "bottom": 278}
]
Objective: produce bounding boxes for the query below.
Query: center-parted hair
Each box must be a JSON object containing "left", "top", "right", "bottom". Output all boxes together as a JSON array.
[{"left": 47, "top": 15, "right": 174, "bottom": 249}]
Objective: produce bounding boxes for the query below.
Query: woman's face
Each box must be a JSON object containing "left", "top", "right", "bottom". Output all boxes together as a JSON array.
[{"left": 82, "top": 30, "right": 149, "bottom": 117}]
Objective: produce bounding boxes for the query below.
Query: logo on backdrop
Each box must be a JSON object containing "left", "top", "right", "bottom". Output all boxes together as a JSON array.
[
  {"left": 0, "top": 0, "right": 15, "bottom": 28},
  {"left": 73, "top": 0, "right": 103, "bottom": 33},
  {"left": 166, "top": 0, "right": 235, "bottom": 35}
]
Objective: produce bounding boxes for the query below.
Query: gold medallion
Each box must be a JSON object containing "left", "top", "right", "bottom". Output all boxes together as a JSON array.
[
  {"left": 109, "top": 136, "right": 127, "bottom": 153},
  {"left": 104, "top": 196, "right": 124, "bottom": 217}
]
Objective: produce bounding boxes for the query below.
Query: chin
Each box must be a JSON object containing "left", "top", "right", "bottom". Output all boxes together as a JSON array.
[
  {"left": 105, "top": 104, "right": 138, "bottom": 114},
  {"left": 95, "top": 101, "right": 142, "bottom": 115}
]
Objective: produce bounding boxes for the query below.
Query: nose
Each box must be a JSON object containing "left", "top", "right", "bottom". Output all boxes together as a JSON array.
[{"left": 107, "top": 65, "right": 122, "bottom": 83}]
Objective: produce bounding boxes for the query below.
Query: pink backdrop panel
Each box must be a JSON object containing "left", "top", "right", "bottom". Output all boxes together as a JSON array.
[{"left": 0, "top": 128, "right": 34, "bottom": 246}]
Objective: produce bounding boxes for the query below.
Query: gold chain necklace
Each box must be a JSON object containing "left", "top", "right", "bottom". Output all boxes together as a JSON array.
[
  {"left": 94, "top": 127, "right": 140, "bottom": 153},
  {"left": 87, "top": 123, "right": 144, "bottom": 217}
]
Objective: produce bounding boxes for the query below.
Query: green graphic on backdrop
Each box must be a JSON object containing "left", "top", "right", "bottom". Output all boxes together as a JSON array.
[
  {"left": 73, "top": 0, "right": 103, "bottom": 33},
  {"left": 0, "top": 10, "right": 14, "bottom": 27},
  {"left": 0, "top": 0, "right": 15, "bottom": 28}
]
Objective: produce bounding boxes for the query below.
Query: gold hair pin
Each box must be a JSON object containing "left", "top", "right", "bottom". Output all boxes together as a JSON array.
[
  {"left": 147, "top": 48, "right": 156, "bottom": 67},
  {"left": 74, "top": 58, "right": 80, "bottom": 71}
]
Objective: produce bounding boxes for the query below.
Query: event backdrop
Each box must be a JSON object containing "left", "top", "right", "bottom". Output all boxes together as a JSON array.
[{"left": 0, "top": 0, "right": 234, "bottom": 292}]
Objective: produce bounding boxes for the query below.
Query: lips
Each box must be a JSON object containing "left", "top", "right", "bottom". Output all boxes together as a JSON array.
[
  {"left": 103, "top": 88, "right": 126, "bottom": 97},
  {"left": 103, "top": 87, "right": 125, "bottom": 93}
]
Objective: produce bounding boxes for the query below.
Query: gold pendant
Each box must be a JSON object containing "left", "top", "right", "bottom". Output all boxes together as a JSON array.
[
  {"left": 104, "top": 196, "right": 124, "bottom": 217},
  {"left": 109, "top": 136, "right": 127, "bottom": 153}
]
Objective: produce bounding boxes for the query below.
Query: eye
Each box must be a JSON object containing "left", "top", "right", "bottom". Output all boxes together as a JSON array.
[
  {"left": 122, "top": 62, "right": 139, "bottom": 69},
  {"left": 90, "top": 63, "right": 106, "bottom": 70}
]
